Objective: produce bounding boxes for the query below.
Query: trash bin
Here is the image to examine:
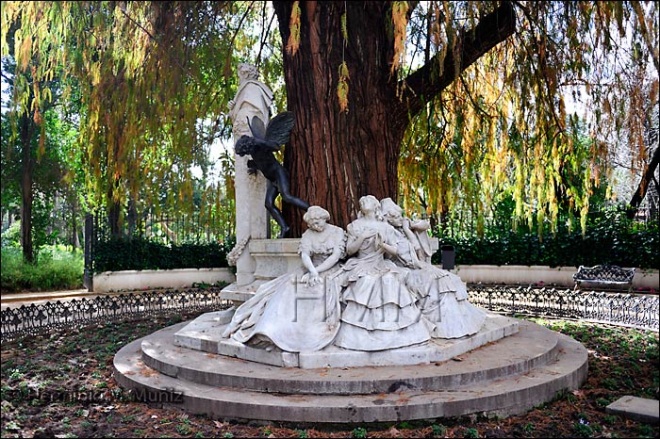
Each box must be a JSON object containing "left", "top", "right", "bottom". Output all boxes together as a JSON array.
[{"left": 441, "top": 245, "right": 455, "bottom": 270}]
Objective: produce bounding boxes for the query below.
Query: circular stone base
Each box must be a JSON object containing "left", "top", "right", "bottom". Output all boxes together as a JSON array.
[{"left": 113, "top": 316, "right": 588, "bottom": 423}]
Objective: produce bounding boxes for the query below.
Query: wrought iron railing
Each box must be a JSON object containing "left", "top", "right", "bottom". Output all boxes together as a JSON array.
[
  {"left": 2, "top": 285, "right": 658, "bottom": 343},
  {"left": 469, "top": 284, "right": 659, "bottom": 331},
  {"left": 1, "top": 287, "right": 232, "bottom": 342}
]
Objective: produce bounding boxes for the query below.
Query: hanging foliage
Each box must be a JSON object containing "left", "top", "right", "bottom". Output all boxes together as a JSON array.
[
  {"left": 337, "top": 61, "right": 350, "bottom": 113},
  {"left": 285, "top": 1, "right": 301, "bottom": 56},
  {"left": 1, "top": 1, "right": 281, "bottom": 238},
  {"left": 396, "top": 1, "right": 658, "bottom": 236},
  {"left": 390, "top": 1, "right": 409, "bottom": 74},
  {"left": 2, "top": 1, "right": 657, "bottom": 238}
]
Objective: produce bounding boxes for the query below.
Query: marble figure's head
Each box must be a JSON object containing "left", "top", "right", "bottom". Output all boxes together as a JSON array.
[
  {"left": 304, "top": 206, "right": 330, "bottom": 232},
  {"left": 380, "top": 197, "right": 404, "bottom": 227},
  {"left": 358, "top": 195, "right": 383, "bottom": 220},
  {"left": 237, "top": 63, "right": 258, "bottom": 82}
]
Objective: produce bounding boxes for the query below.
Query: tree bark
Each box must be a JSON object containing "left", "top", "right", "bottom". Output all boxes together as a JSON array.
[
  {"left": 273, "top": 1, "right": 516, "bottom": 236},
  {"left": 627, "top": 144, "right": 660, "bottom": 219},
  {"left": 19, "top": 112, "right": 34, "bottom": 263}
]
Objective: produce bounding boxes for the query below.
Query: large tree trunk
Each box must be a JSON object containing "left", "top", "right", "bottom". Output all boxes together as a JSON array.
[
  {"left": 19, "top": 112, "right": 34, "bottom": 263},
  {"left": 627, "top": 144, "right": 660, "bottom": 219},
  {"left": 273, "top": 1, "right": 515, "bottom": 236},
  {"left": 274, "top": 1, "right": 402, "bottom": 233}
]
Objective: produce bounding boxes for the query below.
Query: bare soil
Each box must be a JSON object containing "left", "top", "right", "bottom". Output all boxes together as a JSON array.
[{"left": 1, "top": 311, "right": 658, "bottom": 438}]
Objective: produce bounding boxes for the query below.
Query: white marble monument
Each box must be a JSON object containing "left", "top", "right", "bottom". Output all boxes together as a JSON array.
[
  {"left": 114, "top": 68, "right": 588, "bottom": 422},
  {"left": 181, "top": 196, "right": 516, "bottom": 368},
  {"left": 226, "top": 63, "right": 272, "bottom": 287}
]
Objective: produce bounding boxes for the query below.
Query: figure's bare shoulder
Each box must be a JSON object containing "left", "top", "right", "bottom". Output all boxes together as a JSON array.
[{"left": 327, "top": 223, "right": 346, "bottom": 237}]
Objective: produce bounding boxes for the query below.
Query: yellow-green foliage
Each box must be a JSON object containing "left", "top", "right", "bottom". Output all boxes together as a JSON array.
[
  {"left": 286, "top": 1, "right": 301, "bottom": 55},
  {"left": 1, "top": 1, "right": 260, "bottom": 231},
  {"left": 390, "top": 1, "right": 409, "bottom": 74},
  {"left": 2, "top": 1, "right": 657, "bottom": 237},
  {"left": 397, "top": 1, "right": 658, "bottom": 236}
]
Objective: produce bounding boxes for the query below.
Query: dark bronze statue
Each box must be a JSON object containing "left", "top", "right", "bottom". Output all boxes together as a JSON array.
[{"left": 234, "top": 111, "right": 310, "bottom": 238}]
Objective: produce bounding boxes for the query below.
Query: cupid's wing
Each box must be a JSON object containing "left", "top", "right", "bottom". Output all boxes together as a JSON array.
[
  {"left": 247, "top": 116, "right": 267, "bottom": 140},
  {"left": 265, "top": 111, "right": 295, "bottom": 146}
]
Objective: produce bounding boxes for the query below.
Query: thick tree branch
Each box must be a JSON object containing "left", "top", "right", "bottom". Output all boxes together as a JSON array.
[
  {"left": 630, "top": 1, "right": 659, "bottom": 76},
  {"left": 627, "top": 144, "right": 660, "bottom": 219},
  {"left": 397, "top": 1, "right": 516, "bottom": 119}
]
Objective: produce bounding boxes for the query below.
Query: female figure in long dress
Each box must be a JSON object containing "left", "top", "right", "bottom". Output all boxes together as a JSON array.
[
  {"left": 380, "top": 198, "right": 486, "bottom": 338},
  {"left": 333, "top": 195, "right": 432, "bottom": 351},
  {"left": 222, "top": 206, "right": 345, "bottom": 352}
]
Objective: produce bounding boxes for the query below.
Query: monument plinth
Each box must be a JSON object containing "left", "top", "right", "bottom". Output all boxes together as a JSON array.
[{"left": 114, "top": 316, "right": 587, "bottom": 423}]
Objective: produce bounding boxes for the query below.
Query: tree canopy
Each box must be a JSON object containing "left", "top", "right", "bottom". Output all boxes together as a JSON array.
[{"left": 2, "top": 1, "right": 658, "bottom": 238}]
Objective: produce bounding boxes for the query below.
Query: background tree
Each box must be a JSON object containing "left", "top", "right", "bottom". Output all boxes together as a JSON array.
[
  {"left": 626, "top": 101, "right": 659, "bottom": 219},
  {"left": 2, "top": 1, "right": 657, "bottom": 240},
  {"left": 0, "top": 108, "right": 20, "bottom": 235},
  {"left": 1, "top": 49, "right": 70, "bottom": 262},
  {"left": 274, "top": 1, "right": 658, "bottom": 234},
  {"left": 2, "top": 2, "right": 279, "bottom": 248}
]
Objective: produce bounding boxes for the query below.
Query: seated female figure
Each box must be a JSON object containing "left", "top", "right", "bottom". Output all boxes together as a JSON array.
[
  {"left": 380, "top": 198, "right": 486, "bottom": 339},
  {"left": 222, "top": 206, "right": 345, "bottom": 352},
  {"left": 333, "top": 195, "right": 432, "bottom": 351}
]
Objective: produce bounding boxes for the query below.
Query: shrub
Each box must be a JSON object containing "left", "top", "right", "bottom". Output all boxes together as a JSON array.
[
  {"left": 1, "top": 222, "right": 21, "bottom": 248},
  {"left": 434, "top": 210, "right": 658, "bottom": 269},
  {"left": 1, "top": 246, "right": 84, "bottom": 292},
  {"left": 92, "top": 237, "right": 232, "bottom": 273}
]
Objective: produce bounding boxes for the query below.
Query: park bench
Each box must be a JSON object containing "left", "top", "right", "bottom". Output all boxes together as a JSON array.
[{"left": 573, "top": 264, "right": 635, "bottom": 292}]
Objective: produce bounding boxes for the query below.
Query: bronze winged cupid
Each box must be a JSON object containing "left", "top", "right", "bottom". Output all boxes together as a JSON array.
[{"left": 234, "top": 111, "right": 310, "bottom": 238}]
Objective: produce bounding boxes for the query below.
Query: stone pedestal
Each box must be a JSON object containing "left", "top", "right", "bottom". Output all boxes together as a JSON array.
[
  {"left": 221, "top": 238, "right": 304, "bottom": 304},
  {"left": 174, "top": 310, "right": 519, "bottom": 369},
  {"left": 251, "top": 238, "right": 302, "bottom": 280},
  {"left": 114, "top": 316, "right": 588, "bottom": 423},
  {"left": 232, "top": 156, "right": 268, "bottom": 287}
]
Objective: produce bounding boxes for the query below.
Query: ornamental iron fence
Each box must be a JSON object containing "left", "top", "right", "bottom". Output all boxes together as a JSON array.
[
  {"left": 2, "top": 285, "right": 658, "bottom": 343},
  {"left": 469, "top": 284, "right": 659, "bottom": 331},
  {"left": 2, "top": 287, "right": 231, "bottom": 342}
]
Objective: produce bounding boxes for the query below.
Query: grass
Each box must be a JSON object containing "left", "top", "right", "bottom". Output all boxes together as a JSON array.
[{"left": 0, "top": 245, "right": 84, "bottom": 293}]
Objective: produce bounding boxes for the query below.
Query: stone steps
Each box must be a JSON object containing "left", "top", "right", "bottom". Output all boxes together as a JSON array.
[
  {"left": 113, "top": 318, "right": 588, "bottom": 423},
  {"left": 141, "top": 317, "right": 552, "bottom": 394},
  {"left": 173, "top": 311, "right": 521, "bottom": 369}
]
